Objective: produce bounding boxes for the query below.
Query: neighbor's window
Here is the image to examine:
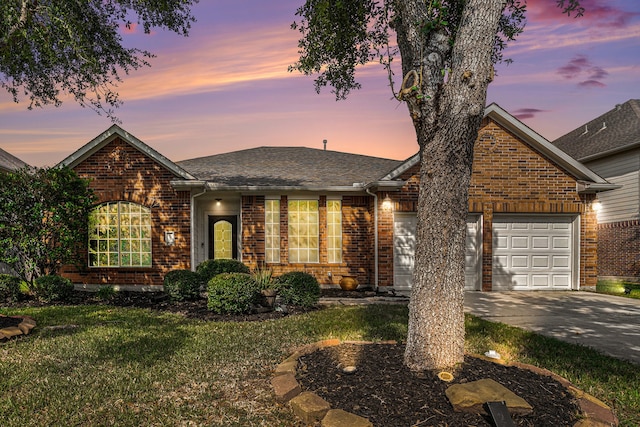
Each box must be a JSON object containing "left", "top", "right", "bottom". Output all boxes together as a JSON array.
[
  {"left": 89, "top": 202, "right": 152, "bottom": 267},
  {"left": 265, "top": 199, "right": 280, "bottom": 263},
  {"left": 288, "top": 200, "right": 319, "bottom": 263},
  {"left": 327, "top": 200, "right": 342, "bottom": 263}
]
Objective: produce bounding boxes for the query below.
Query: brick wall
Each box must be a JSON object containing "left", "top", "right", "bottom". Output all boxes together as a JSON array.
[
  {"left": 241, "top": 195, "right": 374, "bottom": 286},
  {"left": 598, "top": 220, "right": 640, "bottom": 279},
  {"left": 376, "top": 118, "right": 598, "bottom": 289},
  {"left": 61, "top": 137, "right": 191, "bottom": 288}
]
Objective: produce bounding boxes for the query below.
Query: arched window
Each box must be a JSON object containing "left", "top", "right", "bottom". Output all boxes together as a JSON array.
[{"left": 89, "top": 202, "right": 152, "bottom": 267}]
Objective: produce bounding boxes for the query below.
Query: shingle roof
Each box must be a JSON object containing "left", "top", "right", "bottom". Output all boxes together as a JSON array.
[
  {"left": 176, "top": 146, "right": 403, "bottom": 188},
  {"left": 553, "top": 99, "right": 640, "bottom": 161},
  {"left": 0, "top": 147, "right": 29, "bottom": 172}
]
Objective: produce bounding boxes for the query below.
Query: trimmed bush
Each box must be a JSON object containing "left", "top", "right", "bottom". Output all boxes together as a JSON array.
[
  {"left": 164, "top": 269, "right": 201, "bottom": 301},
  {"left": 0, "top": 274, "right": 22, "bottom": 302},
  {"left": 196, "top": 259, "right": 250, "bottom": 285},
  {"left": 207, "top": 273, "right": 260, "bottom": 314},
  {"left": 96, "top": 285, "right": 117, "bottom": 301},
  {"left": 276, "top": 271, "right": 320, "bottom": 308},
  {"left": 32, "top": 275, "right": 74, "bottom": 302}
]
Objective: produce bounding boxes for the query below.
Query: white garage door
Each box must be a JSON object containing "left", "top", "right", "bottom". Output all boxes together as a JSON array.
[
  {"left": 393, "top": 213, "right": 481, "bottom": 291},
  {"left": 492, "top": 216, "right": 575, "bottom": 290}
]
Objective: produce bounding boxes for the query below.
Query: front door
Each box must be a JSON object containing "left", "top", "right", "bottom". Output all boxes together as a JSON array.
[{"left": 208, "top": 216, "right": 238, "bottom": 259}]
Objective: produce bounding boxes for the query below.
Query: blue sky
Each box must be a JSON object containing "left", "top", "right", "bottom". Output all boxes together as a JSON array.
[{"left": 1, "top": 0, "right": 639, "bottom": 167}]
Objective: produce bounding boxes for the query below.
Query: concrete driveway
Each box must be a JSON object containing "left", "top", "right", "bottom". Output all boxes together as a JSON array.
[{"left": 464, "top": 291, "right": 640, "bottom": 365}]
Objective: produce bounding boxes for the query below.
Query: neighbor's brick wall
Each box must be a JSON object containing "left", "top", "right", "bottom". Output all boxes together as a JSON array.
[
  {"left": 60, "top": 137, "right": 191, "bottom": 287},
  {"left": 376, "top": 118, "right": 598, "bottom": 289},
  {"left": 597, "top": 220, "right": 640, "bottom": 279},
  {"left": 241, "top": 195, "right": 374, "bottom": 286}
]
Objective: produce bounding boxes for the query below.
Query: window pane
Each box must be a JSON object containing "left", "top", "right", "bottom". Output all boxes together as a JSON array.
[
  {"left": 288, "top": 199, "right": 318, "bottom": 263},
  {"left": 327, "top": 200, "right": 342, "bottom": 263},
  {"left": 88, "top": 202, "right": 152, "bottom": 267}
]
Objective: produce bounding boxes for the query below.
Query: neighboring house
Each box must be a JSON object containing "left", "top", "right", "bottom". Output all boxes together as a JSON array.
[
  {"left": 58, "top": 104, "right": 615, "bottom": 292},
  {"left": 0, "top": 147, "right": 28, "bottom": 173},
  {"left": 553, "top": 99, "right": 640, "bottom": 283}
]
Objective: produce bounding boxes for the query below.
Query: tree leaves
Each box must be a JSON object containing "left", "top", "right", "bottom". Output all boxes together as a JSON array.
[{"left": 0, "top": 0, "right": 198, "bottom": 119}]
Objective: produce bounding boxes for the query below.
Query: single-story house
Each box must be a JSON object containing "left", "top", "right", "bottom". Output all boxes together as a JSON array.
[
  {"left": 0, "top": 147, "right": 28, "bottom": 173},
  {"left": 553, "top": 99, "right": 640, "bottom": 283},
  {"left": 59, "top": 104, "right": 616, "bottom": 292}
]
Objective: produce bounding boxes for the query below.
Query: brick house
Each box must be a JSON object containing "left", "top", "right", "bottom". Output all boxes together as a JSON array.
[
  {"left": 0, "top": 147, "right": 28, "bottom": 173},
  {"left": 59, "top": 104, "right": 615, "bottom": 291},
  {"left": 554, "top": 99, "right": 639, "bottom": 283}
]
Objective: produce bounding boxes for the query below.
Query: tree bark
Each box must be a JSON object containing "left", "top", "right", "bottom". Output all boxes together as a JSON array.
[{"left": 398, "top": 0, "right": 506, "bottom": 371}]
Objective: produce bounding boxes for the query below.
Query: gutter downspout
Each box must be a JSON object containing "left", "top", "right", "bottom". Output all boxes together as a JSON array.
[
  {"left": 365, "top": 187, "right": 379, "bottom": 292},
  {"left": 190, "top": 187, "right": 208, "bottom": 271}
]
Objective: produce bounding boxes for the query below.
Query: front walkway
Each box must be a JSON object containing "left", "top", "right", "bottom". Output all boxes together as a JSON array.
[{"left": 464, "top": 291, "right": 640, "bottom": 365}]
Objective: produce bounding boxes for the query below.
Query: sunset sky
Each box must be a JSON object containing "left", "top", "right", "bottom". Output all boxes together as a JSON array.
[{"left": 1, "top": 0, "right": 639, "bottom": 167}]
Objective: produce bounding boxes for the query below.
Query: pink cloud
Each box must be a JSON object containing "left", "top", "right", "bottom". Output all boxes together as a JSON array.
[
  {"left": 557, "top": 54, "right": 607, "bottom": 88},
  {"left": 513, "top": 108, "right": 548, "bottom": 120},
  {"left": 578, "top": 79, "right": 606, "bottom": 88},
  {"left": 527, "top": 0, "right": 639, "bottom": 28},
  {"left": 120, "top": 22, "right": 139, "bottom": 35}
]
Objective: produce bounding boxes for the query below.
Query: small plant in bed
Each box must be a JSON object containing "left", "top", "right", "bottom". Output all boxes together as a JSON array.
[
  {"left": 163, "top": 269, "right": 201, "bottom": 301},
  {"left": 276, "top": 271, "right": 320, "bottom": 308},
  {"left": 207, "top": 272, "right": 260, "bottom": 314},
  {"left": 32, "top": 275, "right": 74, "bottom": 302}
]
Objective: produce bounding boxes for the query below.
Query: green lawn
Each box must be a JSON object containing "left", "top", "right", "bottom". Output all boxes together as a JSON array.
[{"left": 1, "top": 304, "right": 638, "bottom": 426}]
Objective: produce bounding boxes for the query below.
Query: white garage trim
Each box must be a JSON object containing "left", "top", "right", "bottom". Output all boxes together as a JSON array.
[
  {"left": 393, "top": 213, "right": 482, "bottom": 291},
  {"left": 492, "top": 215, "right": 579, "bottom": 291}
]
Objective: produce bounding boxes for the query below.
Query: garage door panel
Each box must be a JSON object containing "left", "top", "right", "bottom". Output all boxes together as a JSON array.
[
  {"left": 532, "top": 256, "right": 549, "bottom": 268},
  {"left": 532, "top": 236, "right": 550, "bottom": 249},
  {"left": 492, "top": 216, "right": 574, "bottom": 291},
  {"left": 512, "top": 236, "right": 529, "bottom": 249}
]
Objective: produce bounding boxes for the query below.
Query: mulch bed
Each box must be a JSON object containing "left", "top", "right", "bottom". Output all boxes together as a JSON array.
[
  {"left": 297, "top": 343, "right": 581, "bottom": 426},
  {"left": 3, "top": 289, "right": 582, "bottom": 425}
]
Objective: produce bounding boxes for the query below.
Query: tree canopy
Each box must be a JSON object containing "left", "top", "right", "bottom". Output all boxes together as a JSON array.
[
  {"left": 0, "top": 0, "right": 198, "bottom": 118},
  {"left": 0, "top": 166, "right": 96, "bottom": 283}
]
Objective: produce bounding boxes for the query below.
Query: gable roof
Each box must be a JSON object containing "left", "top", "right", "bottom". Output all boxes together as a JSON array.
[
  {"left": 0, "top": 147, "right": 29, "bottom": 172},
  {"left": 176, "top": 147, "right": 403, "bottom": 190},
  {"left": 58, "top": 125, "right": 195, "bottom": 180},
  {"left": 381, "top": 103, "right": 616, "bottom": 192},
  {"left": 552, "top": 99, "right": 640, "bottom": 162}
]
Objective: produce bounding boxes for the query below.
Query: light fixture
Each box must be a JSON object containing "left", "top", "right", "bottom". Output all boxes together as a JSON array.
[
  {"left": 592, "top": 200, "right": 601, "bottom": 212},
  {"left": 215, "top": 198, "right": 222, "bottom": 206},
  {"left": 381, "top": 194, "right": 393, "bottom": 211}
]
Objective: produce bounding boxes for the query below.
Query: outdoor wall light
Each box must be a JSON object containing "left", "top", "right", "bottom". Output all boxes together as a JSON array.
[
  {"left": 592, "top": 200, "right": 602, "bottom": 212},
  {"left": 382, "top": 195, "right": 393, "bottom": 211}
]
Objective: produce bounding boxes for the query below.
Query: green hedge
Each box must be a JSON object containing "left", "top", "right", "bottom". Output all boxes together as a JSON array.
[
  {"left": 207, "top": 273, "right": 260, "bottom": 314},
  {"left": 0, "top": 274, "right": 22, "bottom": 302},
  {"left": 196, "top": 259, "right": 250, "bottom": 286},
  {"left": 164, "top": 269, "right": 201, "bottom": 301},
  {"left": 32, "top": 275, "right": 74, "bottom": 302},
  {"left": 276, "top": 271, "right": 320, "bottom": 308}
]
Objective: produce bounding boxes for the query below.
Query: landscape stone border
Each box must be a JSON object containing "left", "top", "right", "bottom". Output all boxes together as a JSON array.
[
  {"left": 0, "top": 314, "right": 36, "bottom": 341},
  {"left": 271, "top": 340, "right": 618, "bottom": 427}
]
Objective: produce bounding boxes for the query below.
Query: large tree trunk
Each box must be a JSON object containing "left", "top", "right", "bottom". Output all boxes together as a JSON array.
[{"left": 396, "top": 0, "right": 506, "bottom": 371}]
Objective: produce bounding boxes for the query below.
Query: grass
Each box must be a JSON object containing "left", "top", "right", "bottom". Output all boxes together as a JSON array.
[
  {"left": 1, "top": 304, "right": 638, "bottom": 426},
  {"left": 597, "top": 279, "right": 640, "bottom": 300}
]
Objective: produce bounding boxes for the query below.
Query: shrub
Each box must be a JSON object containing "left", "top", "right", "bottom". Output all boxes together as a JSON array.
[
  {"left": 0, "top": 274, "right": 22, "bottom": 302},
  {"left": 276, "top": 271, "right": 320, "bottom": 308},
  {"left": 207, "top": 273, "right": 260, "bottom": 314},
  {"left": 164, "top": 269, "right": 201, "bottom": 301},
  {"left": 196, "top": 259, "right": 250, "bottom": 285},
  {"left": 252, "top": 264, "right": 275, "bottom": 290},
  {"left": 32, "top": 275, "right": 74, "bottom": 302},
  {"left": 96, "top": 285, "right": 117, "bottom": 301}
]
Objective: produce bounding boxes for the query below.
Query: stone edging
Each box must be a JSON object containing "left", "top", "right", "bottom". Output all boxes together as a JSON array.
[
  {"left": 0, "top": 315, "right": 37, "bottom": 341},
  {"left": 271, "top": 340, "right": 618, "bottom": 427}
]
